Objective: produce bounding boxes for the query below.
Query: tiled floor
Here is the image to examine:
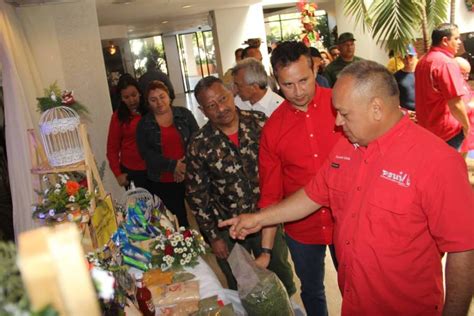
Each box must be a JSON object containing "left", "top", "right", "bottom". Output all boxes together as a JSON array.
[{"left": 177, "top": 92, "right": 474, "bottom": 315}]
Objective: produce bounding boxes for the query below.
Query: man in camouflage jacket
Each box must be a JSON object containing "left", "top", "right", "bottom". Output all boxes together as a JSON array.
[{"left": 185, "top": 76, "right": 295, "bottom": 295}]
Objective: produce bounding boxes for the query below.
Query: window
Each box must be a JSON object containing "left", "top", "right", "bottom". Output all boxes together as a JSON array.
[
  {"left": 129, "top": 35, "right": 168, "bottom": 78},
  {"left": 264, "top": 10, "right": 332, "bottom": 49}
]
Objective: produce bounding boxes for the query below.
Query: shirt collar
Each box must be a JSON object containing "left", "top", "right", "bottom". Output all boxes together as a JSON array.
[
  {"left": 253, "top": 88, "right": 273, "bottom": 108},
  {"left": 285, "top": 84, "right": 320, "bottom": 114},
  {"left": 430, "top": 46, "right": 454, "bottom": 58},
  {"left": 368, "top": 114, "right": 410, "bottom": 156}
]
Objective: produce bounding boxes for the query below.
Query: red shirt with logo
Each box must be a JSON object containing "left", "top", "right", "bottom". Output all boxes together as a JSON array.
[
  {"left": 305, "top": 115, "right": 474, "bottom": 315},
  {"left": 258, "top": 86, "right": 342, "bottom": 244},
  {"left": 415, "top": 46, "right": 466, "bottom": 141}
]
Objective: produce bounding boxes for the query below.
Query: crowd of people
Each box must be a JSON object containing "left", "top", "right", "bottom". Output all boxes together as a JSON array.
[{"left": 106, "top": 23, "right": 473, "bottom": 316}]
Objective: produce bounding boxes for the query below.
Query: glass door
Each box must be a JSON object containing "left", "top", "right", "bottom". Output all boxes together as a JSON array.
[{"left": 177, "top": 31, "right": 218, "bottom": 92}]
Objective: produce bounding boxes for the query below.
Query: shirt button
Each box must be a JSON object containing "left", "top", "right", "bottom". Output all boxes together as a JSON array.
[
  {"left": 351, "top": 213, "right": 356, "bottom": 218},
  {"left": 364, "top": 159, "right": 368, "bottom": 164},
  {"left": 310, "top": 133, "right": 314, "bottom": 137},
  {"left": 322, "top": 226, "right": 326, "bottom": 229},
  {"left": 314, "top": 154, "right": 318, "bottom": 158},
  {"left": 306, "top": 114, "right": 310, "bottom": 118},
  {"left": 321, "top": 209, "right": 326, "bottom": 213},
  {"left": 345, "top": 240, "right": 350, "bottom": 245},
  {"left": 356, "top": 186, "right": 361, "bottom": 191}
]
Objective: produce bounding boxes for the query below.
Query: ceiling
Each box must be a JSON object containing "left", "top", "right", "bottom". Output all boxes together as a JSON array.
[{"left": 97, "top": 0, "right": 263, "bottom": 37}]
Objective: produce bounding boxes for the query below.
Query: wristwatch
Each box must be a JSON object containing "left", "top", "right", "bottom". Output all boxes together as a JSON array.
[{"left": 261, "top": 247, "right": 272, "bottom": 256}]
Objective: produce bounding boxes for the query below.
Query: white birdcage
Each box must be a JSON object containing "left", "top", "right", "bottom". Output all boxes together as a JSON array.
[{"left": 39, "top": 106, "right": 84, "bottom": 167}]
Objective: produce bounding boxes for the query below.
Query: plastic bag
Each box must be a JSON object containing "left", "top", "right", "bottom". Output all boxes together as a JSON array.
[
  {"left": 227, "top": 244, "right": 294, "bottom": 316},
  {"left": 191, "top": 296, "right": 236, "bottom": 316},
  {"left": 151, "top": 280, "right": 200, "bottom": 306}
]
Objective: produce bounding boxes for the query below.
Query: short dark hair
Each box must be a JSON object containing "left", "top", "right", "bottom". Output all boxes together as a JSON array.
[
  {"left": 193, "top": 76, "right": 224, "bottom": 103},
  {"left": 338, "top": 60, "right": 399, "bottom": 101},
  {"left": 431, "top": 23, "right": 458, "bottom": 47},
  {"left": 270, "top": 41, "right": 313, "bottom": 73}
]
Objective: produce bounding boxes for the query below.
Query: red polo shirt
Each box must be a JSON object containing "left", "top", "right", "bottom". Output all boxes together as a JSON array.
[
  {"left": 415, "top": 46, "right": 466, "bottom": 141},
  {"left": 258, "top": 86, "right": 342, "bottom": 244},
  {"left": 305, "top": 115, "right": 474, "bottom": 315},
  {"left": 106, "top": 112, "right": 146, "bottom": 176}
]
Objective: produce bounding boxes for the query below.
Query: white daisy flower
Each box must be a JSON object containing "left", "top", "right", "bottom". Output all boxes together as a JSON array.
[{"left": 68, "top": 195, "right": 76, "bottom": 202}]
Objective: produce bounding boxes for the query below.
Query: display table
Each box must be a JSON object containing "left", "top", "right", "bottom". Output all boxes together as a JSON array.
[
  {"left": 125, "top": 256, "right": 246, "bottom": 315},
  {"left": 183, "top": 257, "right": 246, "bottom": 315}
]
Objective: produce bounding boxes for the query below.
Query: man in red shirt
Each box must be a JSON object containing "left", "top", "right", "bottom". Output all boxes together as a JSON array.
[
  {"left": 221, "top": 61, "right": 474, "bottom": 315},
  {"left": 415, "top": 23, "right": 470, "bottom": 150},
  {"left": 256, "top": 41, "right": 341, "bottom": 316}
]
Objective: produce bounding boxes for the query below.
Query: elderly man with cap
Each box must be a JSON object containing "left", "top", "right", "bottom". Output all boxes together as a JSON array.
[
  {"left": 394, "top": 44, "right": 418, "bottom": 112},
  {"left": 323, "top": 32, "right": 363, "bottom": 87}
]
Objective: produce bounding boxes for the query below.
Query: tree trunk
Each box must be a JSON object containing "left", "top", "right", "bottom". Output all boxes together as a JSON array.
[
  {"left": 450, "top": 0, "right": 455, "bottom": 24},
  {"left": 421, "top": 6, "right": 430, "bottom": 53}
]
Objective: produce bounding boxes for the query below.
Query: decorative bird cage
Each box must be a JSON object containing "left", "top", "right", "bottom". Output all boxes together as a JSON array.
[{"left": 39, "top": 106, "right": 84, "bottom": 167}]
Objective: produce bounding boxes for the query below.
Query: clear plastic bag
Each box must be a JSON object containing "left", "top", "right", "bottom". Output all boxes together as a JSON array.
[{"left": 227, "top": 244, "right": 294, "bottom": 316}]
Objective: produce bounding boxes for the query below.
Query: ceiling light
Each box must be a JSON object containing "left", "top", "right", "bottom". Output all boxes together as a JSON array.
[
  {"left": 162, "top": 20, "right": 169, "bottom": 24},
  {"left": 107, "top": 41, "right": 117, "bottom": 55},
  {"left": 182, "top": 4, "right": 192, "bottom": 8}
]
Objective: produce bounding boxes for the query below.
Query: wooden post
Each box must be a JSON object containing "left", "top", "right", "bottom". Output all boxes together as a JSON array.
[{"left": 18, "top": 224, "right": 101, "bottom": 316}]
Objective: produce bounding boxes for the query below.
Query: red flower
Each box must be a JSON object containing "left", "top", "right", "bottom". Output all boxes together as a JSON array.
[
  {"left": 165, "top": 229, "right": 172, "bottom": 237},
  {"left": 61, "top": 90, "right": 75, "bottom": 105},
  {"left": 183, "top": 230, "right": 192, "bottom": 239},
  {"left": 164, "top": 245, "right": 174, "bottom": 256},
  {"left": 65, "top": 181, "right": 80, "bottom": 196}
]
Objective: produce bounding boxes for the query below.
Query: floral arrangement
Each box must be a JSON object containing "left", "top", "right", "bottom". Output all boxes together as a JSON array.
[
  {"left": 150, "top": 227, "right": 207, "bottom": 271},
  {"left": 87, "top": 252, "right": 133, "bottom": 316},
  {"left": 32, "top": 173, "right": 91, "bottom": 224},
  {"left": 298, "top": 1, "right": 318, "bottom": 25},
  {"left": 37, "top": 81, "right": 89, "bottom": 115}
]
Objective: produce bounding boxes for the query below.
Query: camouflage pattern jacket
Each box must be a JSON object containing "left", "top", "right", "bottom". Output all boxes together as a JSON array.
[{"left": 185, "top": 110, "right": 267, "bottom": 240}]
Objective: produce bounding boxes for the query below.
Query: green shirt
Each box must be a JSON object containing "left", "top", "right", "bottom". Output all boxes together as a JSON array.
[{"left": 323, "top": 56, "right": 363, "bottom": 87}]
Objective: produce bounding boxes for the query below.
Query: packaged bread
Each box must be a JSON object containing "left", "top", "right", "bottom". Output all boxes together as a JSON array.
[
  {"left": 143, "top": 268, "right": 174, "bottom": 286},
  {"left": 153, "top": 280, "right": 200, "bottom": 306},
  {"left": 157, "top": 300, "right": 200, "bottom": 316}
]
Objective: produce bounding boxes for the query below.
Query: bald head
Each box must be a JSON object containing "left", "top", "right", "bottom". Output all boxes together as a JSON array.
[
  {"left": 337, "top": 60, "right": 400, "bottom": 108},
  {"left": 455, "top": 57, "right": 471, "bottom": 73},
  {"left": 333, "top": 61, "right": 403, "bottom": 146}
]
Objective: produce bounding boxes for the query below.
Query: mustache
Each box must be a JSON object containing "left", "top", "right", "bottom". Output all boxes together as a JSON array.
[{"left": 216, "top": 109, "right": 232, "bottom": 120}]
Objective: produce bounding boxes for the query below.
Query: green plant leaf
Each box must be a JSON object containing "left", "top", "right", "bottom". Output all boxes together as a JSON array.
[
  {"left": 344, "top": 0, "right": 372, "bottom": 32},
  {"left": 368, "top": 0, "right": 420, "bottom": 55},
  {"left": 425, "top": 0, "right": 449, "bottom": 32}
]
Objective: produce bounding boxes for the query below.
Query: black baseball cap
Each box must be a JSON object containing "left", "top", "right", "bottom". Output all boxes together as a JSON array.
[{"left": 337, "top": 32, "right": 356, "bottom": 44}]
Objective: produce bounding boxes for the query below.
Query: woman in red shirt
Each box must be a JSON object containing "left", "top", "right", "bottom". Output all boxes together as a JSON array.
[
  {"left": 136, "top": 81, "right": 199, "bottom": 227},
  {"left": 106, "top": 74, "right": 149, "bottom": 190}
]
